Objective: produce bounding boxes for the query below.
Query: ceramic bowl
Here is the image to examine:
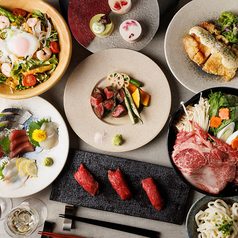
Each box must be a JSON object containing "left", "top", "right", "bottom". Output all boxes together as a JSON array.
[
  {"left": 0, "top": 0, "right": 72, "bottom": 99},
  {"left": 186, "top": 196, "right": 238, "bottom": 238},
  {"left": 167, "top": 87, "right": 238, "bottom": 197}
]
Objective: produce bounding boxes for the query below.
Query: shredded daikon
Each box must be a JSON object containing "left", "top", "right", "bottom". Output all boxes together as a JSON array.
[
  {"left": 195, "top": 199, "right": 238, "bottom": 238},
  {"left": 174, "top": 93, "right": 210, "bottom": 133}
]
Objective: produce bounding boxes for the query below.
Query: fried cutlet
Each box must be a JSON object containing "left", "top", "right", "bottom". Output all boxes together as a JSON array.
[
  {"left": 202, "top": 53, "right": 236, "bottom": 81},
  {"left": 183, "top": 35, "right": 211, "bottom": 66},
  {"left": 183, "top": 23, "right": 238, "bottom": 81}
]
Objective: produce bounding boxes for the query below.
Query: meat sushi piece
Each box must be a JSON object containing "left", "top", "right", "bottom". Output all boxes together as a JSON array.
[
  {"left": 74, "top": 164, "right": 99, "bottom": 196},
  {"left": 142, "top": 177, "right": 164, "bottom": 210},
  {"left": 8, "top": 142, "right": 34, "bottom": 159},
  {"left": 108, "top": 169, "right": 132, "bottom": 200}
]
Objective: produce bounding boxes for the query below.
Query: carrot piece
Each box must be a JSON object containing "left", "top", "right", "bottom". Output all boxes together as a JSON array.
[
  {"left": 209, "top": 116, "right": 222, "bottom": 128},
  {"left": 231, "top": 138, "right": 238, "bottom": 149},
  {"left": 219, "top": 108, "right": 230, "bottom": 120}
]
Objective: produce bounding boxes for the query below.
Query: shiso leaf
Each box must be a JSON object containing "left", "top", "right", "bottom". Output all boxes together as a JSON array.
[
  {"left": 28, "top": 118, "right": 49, "bottom": 147},
  {"left": 0, "top": 160, "right": 7, "bottom": 180},
  {"left": 0, "top": 135, "right": 11, "bottom": 155}
]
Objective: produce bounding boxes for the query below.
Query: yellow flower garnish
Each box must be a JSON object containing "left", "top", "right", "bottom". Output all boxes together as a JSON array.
[{"left": 32, "top": 129, "right": 47, "bottom": 142}]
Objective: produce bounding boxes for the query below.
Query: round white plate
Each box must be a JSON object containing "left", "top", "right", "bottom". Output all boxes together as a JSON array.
[
  {"left": 165, "top": 0, "right": 238, "bottom": 93},
  {"left": 0, "top": 96, "right": 69, "bottom": 197},
  {"left": 64, "top": 48, "right": 171, "bottom": 152}
]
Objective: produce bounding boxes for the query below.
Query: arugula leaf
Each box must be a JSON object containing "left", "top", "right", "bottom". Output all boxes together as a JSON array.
[
  {"left": 28, "top": 118, "right": 49, "bottom": 147},
  {"left": 0, "top": 74, "right": 7, "bottom": 83},
  {"left": 0, "top": 160, "right": 7, "bottom": 181},
  {"left": 0, "top": 135, "right": 11, "bottom": 155}
]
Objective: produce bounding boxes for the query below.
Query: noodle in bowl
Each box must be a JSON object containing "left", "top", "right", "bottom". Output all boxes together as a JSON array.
[{"left": 186, "top": 196, "right": 238, "bottom": 238}]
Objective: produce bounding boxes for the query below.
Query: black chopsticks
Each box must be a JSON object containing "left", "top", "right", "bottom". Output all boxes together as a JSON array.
[{"left": 59, "top": 214, "right": 159, "bottom": 238}]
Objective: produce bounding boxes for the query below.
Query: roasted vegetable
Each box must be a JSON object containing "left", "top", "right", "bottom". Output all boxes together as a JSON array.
[
  {"left": 123, "top": 88, "right": 135, "bottom": 125},
  {"left": 132, "top": 88, "right": 141, "bottom": 108},
  {"left": 140, "top": 89, "right": 150, "bottom": 107},
  {"left": 124, "top": 87, "right": 143, "bottom": 123}
]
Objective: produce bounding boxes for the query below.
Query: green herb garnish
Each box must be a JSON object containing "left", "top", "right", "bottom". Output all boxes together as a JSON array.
[
  {"left": 0, "top": 160, "right": 7, "bottom": 180},
  {"left": 28, "top": 118, "right": 49, "bottom": 147},
  {"left": 0, "top": 134, "right": 11, "bottom": 155}
]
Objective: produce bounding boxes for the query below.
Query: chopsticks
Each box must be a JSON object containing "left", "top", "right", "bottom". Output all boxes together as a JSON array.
[
  {"left": 59, "top": 214, "right": 159, "bottom": 238},
  {"left": 38, "top": 231, "right": 85, "bottom": 238}
]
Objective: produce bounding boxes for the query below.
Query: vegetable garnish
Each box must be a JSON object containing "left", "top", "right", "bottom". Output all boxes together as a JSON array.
[
  {"left": 28, "top": 118, "right": 49, "bottom": 147},
  {"left": 219, "top": 108, "right": 230, "bottom": 120},
  {"left": 0, "top": 160, "right": 7, "bottom": 180},
  {"left": 13, "top": 8, "right": 27, "bottom": 17},
  {"left": 231, "top": 138, "right": 238, "bottom": 149},
  {"left": 215, "top": 11, "right": 238, "bottom": 43},
  {"left": 32, "top": 129, "right": 47, "bottom": 142},
  {"left": 0, "top": 135, "right": 11, "bottom": 155},
  {"left": 210, "top": 116, "right": 222, "bottom": 128},
  {"left": 22, "top": 74, "right": 37, "bottom": 87},
  {"left": 49, "top": 41, "right": 60, "bottom": 53}
]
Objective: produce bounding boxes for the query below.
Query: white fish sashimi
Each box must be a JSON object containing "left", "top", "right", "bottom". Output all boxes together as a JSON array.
[
  {"left": 39, "top": 122, "right": 59, "bottom": 149},
  {"left": 2, "top": 158, "right": 28, "bottom": 190}
]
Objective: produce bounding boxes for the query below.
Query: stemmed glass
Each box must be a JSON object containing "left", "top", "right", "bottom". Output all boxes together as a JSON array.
[
  {"left": 0, "top": 197, "right": 12, "bottom": 221},
  {"left": 3, "top": 198, "right": 47, "bottom": 237}
]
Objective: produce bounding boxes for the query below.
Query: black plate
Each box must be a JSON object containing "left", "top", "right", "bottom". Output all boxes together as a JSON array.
[{"left": 167, "top": 87, "right": 238, "bottom": 197}]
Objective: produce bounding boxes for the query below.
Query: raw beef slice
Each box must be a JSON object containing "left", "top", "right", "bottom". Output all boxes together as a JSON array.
[{"left": 171, "top": 121, "right": 237, "bottom": 194}]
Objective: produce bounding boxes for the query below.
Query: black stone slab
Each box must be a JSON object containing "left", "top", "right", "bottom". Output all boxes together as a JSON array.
[{"left": 50, "top": 149, "right": 190, "bottom": 225}]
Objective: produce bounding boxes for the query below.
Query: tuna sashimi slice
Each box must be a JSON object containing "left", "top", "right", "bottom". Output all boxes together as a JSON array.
[
  {"left": 9, "top": 135, "right": 30, "bottom": 151},
  {"left": 8, "top": 142, "right": 34, "bottom": 159},
  {"left": 9, "top": 130, "right": 27, "bottom": 141}
]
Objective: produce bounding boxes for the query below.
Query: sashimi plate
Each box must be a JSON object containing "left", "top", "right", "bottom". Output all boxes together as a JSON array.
[
  {"left": 64, "top": 48, "right": 171, "bottom": 152},
  {"left": 0, "top": 96, "right": 69, "bottom": 197},
  {"left": 164, "top": 0, "right": 238, "bottom": 93}
]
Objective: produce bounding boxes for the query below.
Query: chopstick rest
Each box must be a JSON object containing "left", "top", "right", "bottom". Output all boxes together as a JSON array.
[
  {"left": 59, "top": 214, "right": 160, "bottom": 238},
  {"left": 63, "top": 205, "right": 75, "bottom": 231}
]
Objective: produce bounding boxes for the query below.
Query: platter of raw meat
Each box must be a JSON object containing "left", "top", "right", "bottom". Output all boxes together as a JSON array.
[{"left": 50, "top": 149, "right": 190, "bottom": 225}]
